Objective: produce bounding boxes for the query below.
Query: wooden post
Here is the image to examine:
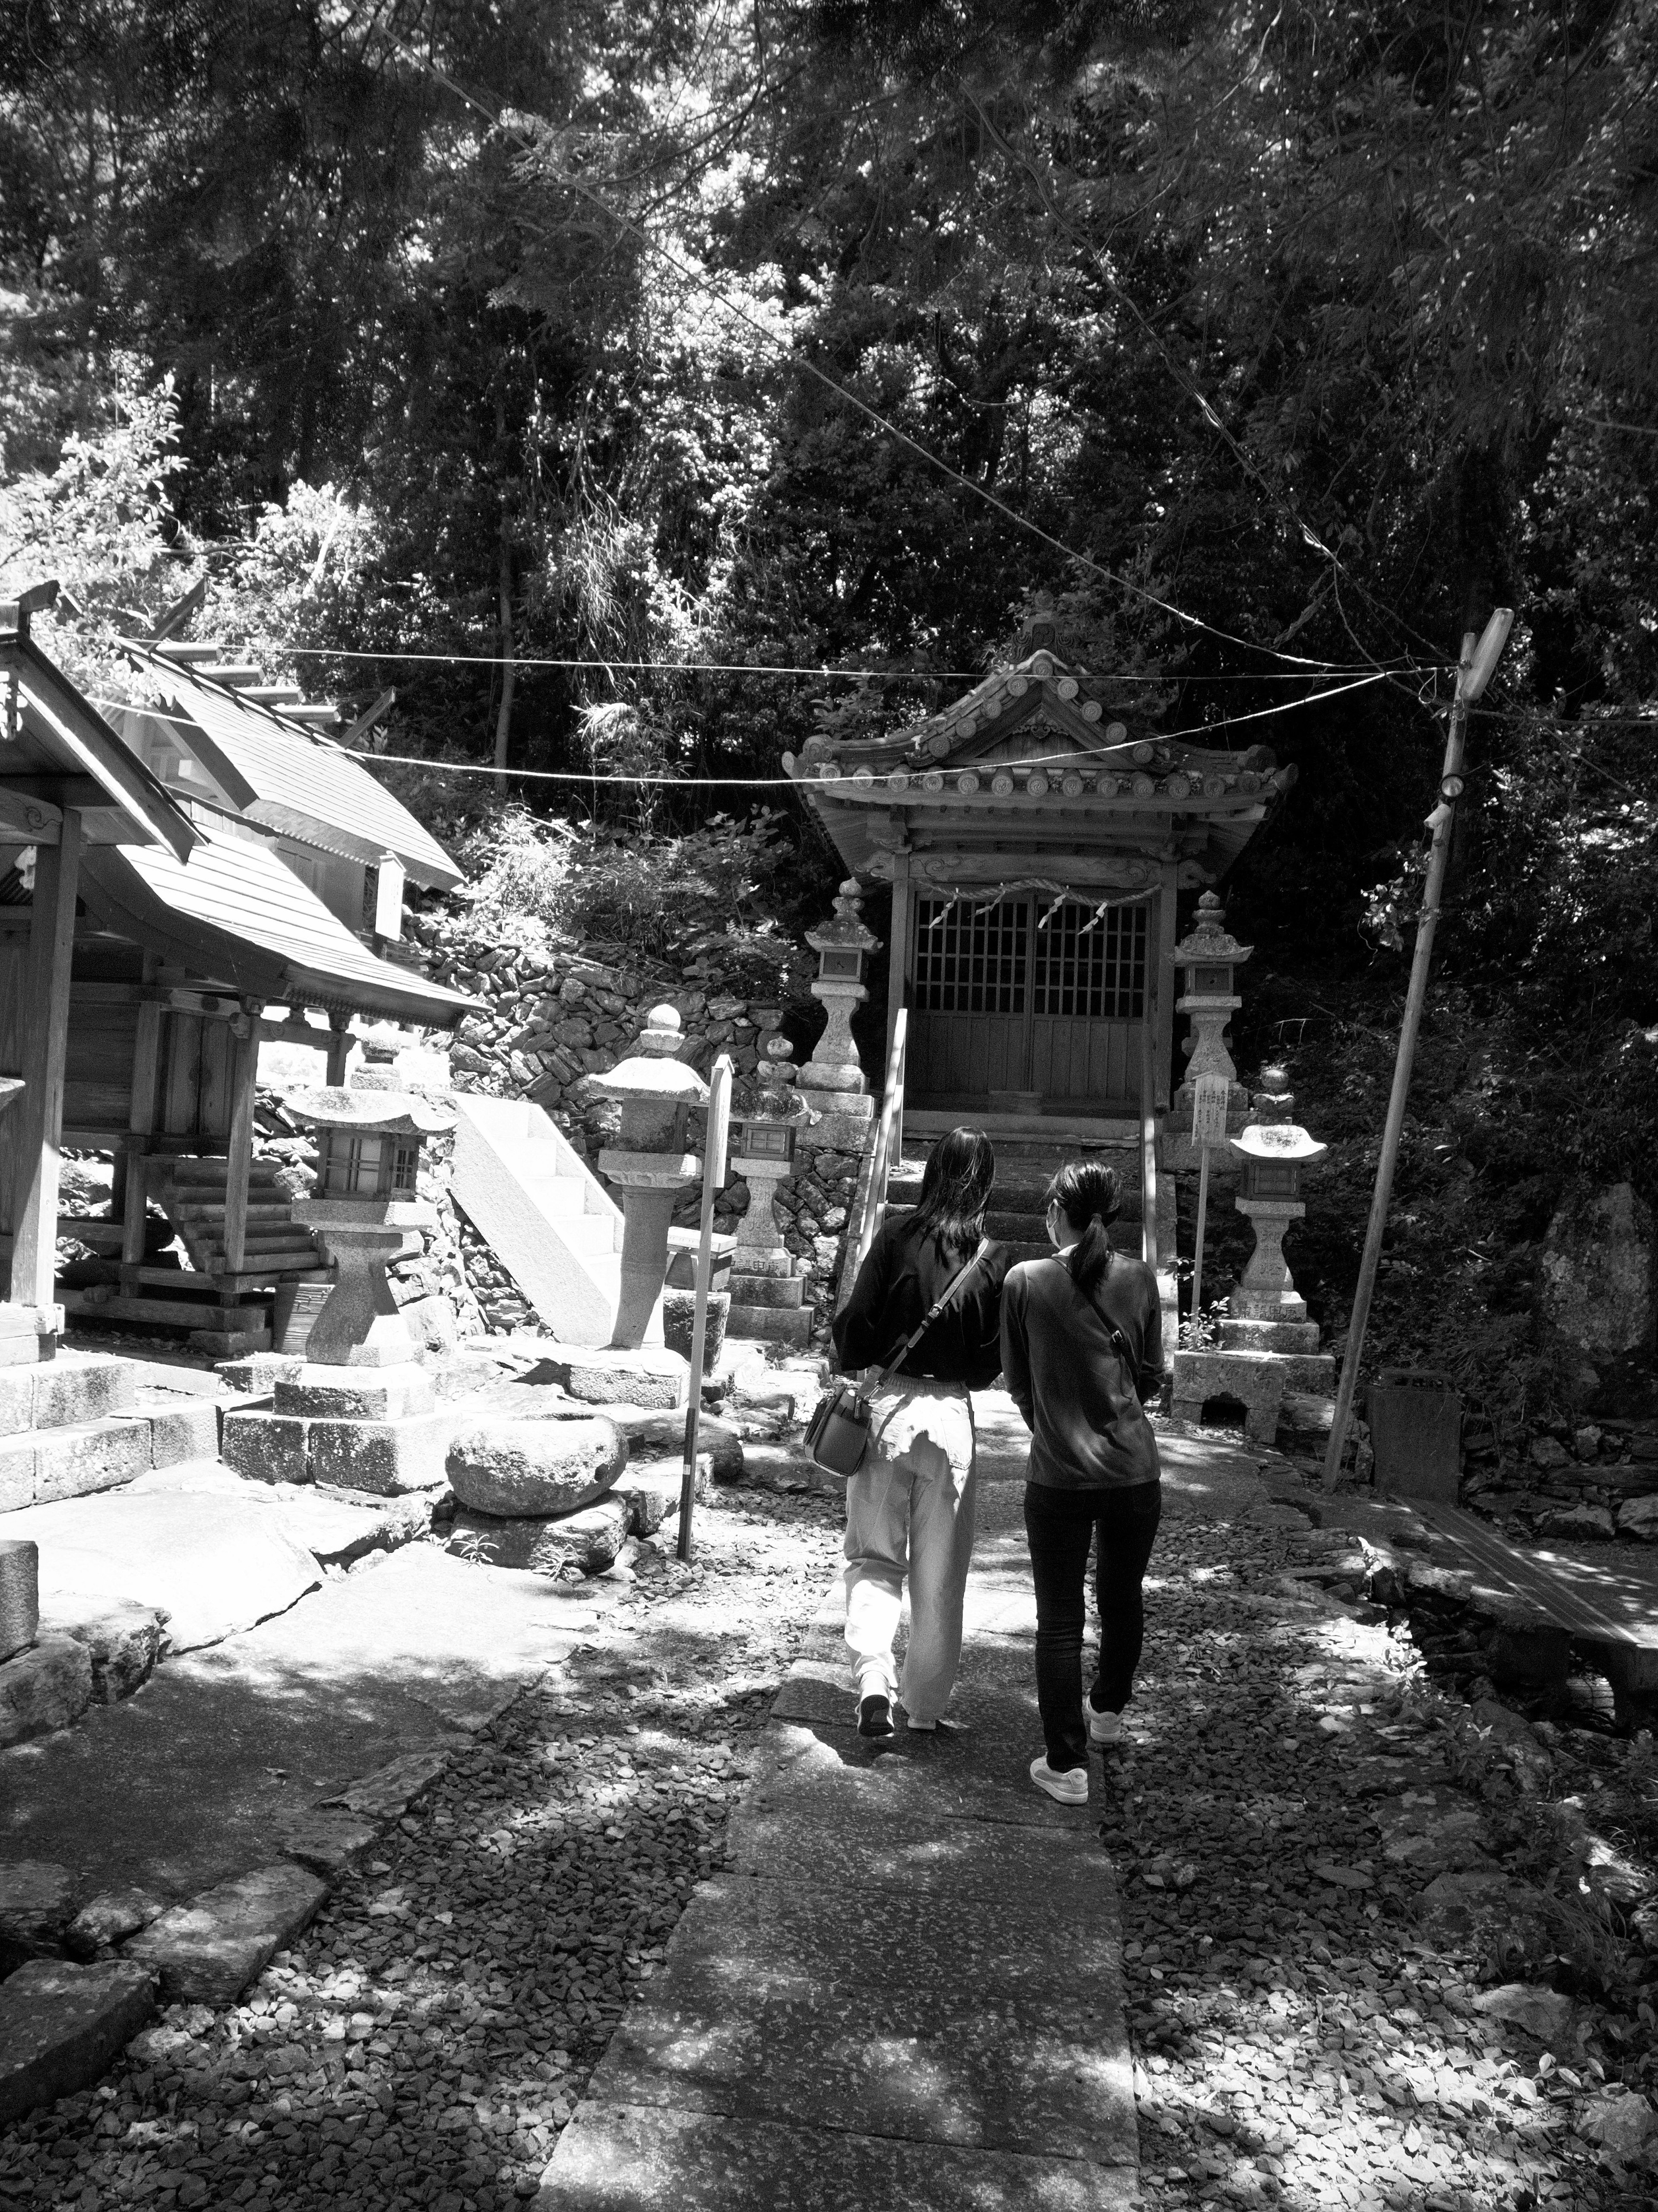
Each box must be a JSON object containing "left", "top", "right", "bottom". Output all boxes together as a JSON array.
[
  {"left": 1322, "top": 613, "right": 1512, "bottom": 1487},
  {"left": 1155, "top": 868, "right": 1179, "bottom": 1109},
  {"left": 10, "top": 809, "right": 82, "bottom": 1310},
  {"left": 679, "top": 1055, "right": 732, "bottom": 1564},
  {"left": 325, "top": 1015, "right": 352, "bottom": 1086},
  {"left": 121, "top": 1000, "right": 164, "bottom": 1272},
  {"left": 1138, "top": 1016, "right": 1159, "bottom": 1272},
  {"left": 1190, "top": 1144, "right": 1211, "bottom": 1331},
  {"left": 883, "top": 856, "right": 910, "bottom": 1071},
  {"left": 221, "top": 1010, "right": 260, "bottom": 1276}
]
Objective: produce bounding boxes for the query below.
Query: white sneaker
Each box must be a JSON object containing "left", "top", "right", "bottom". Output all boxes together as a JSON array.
[
  {"left": 1030, "top": 1756, "right": 1088, "bottom": 1804},
  {"left": 1085, "top": 1703, "right": 1123, "bottom": 1748}
]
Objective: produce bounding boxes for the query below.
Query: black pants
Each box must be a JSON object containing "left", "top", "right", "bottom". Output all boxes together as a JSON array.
[{"left": 1023, "top": 1480, "right": 1162, "bottom": 1772}]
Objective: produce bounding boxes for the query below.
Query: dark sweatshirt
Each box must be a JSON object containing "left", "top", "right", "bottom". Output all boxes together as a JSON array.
[
  {"left": 832, "top": 1215, "right": 1012, "bottom": 1389},
  {"left": 1000, "top": 1250, "right": 1164, "bottom": 1490}
]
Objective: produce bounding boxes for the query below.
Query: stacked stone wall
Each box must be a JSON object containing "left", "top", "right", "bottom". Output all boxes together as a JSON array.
[{"left": 398, "top": 905, "right": 863, "bottom": 1344}]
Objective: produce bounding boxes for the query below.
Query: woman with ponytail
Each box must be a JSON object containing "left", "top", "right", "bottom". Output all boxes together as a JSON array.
[
  {"left": 832, "top": 1127, "right": 1010, "bottom": 1740},
  {"left": 1000, "top": 1158, "right": 1164, "bottom": 1804}
]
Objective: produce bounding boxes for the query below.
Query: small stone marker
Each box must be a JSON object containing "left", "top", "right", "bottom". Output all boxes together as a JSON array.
[
  {"left": 0, "top": 1535, "right": 38, "bottom": 1661},
  {"left": 0, "top": 1958, "right": 156, "bottom": 2124},
  {"left": 123, "top": 1863, "right": 329, "bottom": 2005}
]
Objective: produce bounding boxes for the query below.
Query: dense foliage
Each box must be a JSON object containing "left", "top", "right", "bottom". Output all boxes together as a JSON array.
[{"left": 3, "top": 1, "right": 1655, "bottom": 1396}]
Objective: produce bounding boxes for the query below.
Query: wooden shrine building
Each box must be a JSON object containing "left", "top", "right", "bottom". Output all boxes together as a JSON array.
[
  {"left": 786, "top": 625, "right": 1295, "bottom": 1123},
  {"left": 0, "top": 596, "right": 472, "bottom": 1354}
]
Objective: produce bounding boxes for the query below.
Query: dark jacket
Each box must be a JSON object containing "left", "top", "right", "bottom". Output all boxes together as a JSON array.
[
  {"left": 832, "top": 1215, "right": 1011, "bottom": 1390},
  {"left": 1000, "top": 1250, "right": 1164, "bottom": 1490}
]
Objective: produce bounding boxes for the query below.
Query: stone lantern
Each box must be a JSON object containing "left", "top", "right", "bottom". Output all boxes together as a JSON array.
[
  {"left": 594, "top": 1005, "right": 708, "bottom": 1350},
  {"left": 285, "top": 1087, "right": 456, "bottom": 1367},
  {"left": 727, "top": 1035, "right": 813, "bottom": 1348},
  {"left": 796, "top": 878, "right": 877, "bottom": 1146},
  {"left": 1227, "top": 1067, "right": 1327, "bottom": 1350},
  {"left": 1169, "top": 1065, "right": 1335, "bottom": 1448},
  {"left": 1172, "top": 891, "right": 1251, "bottom": 1134}
]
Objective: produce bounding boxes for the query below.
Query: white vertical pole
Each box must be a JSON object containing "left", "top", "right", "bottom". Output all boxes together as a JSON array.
[
  {"left": 1190, "top": 1144, "right": 1211, "bottom": 1332},
  {"left": 679, "top": 1054, "right": 732, "bottom": 1562}
]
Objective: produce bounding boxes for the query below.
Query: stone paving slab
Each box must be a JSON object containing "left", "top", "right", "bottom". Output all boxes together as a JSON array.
[
  {"left": 541, "top": 1385, "right": 1136, "bottom": 2210},
  {"left": 1, "top": 1546, "right": 612, "bottom": 1898},
  {"left": 590, "top": 1868, "right": 1133, "bottom": 2161},
  {"left": 542, "top": 2101, "right": 1140, "bottom": 2212}
]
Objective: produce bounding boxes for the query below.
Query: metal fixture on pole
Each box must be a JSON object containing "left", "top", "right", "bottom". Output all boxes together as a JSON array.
[
  {"left": 679, "top": 1054, "right": 733, "bottom": 1560},
  {"left": 1322, "top": 610, "right": 1514, "bottom": 1488}
]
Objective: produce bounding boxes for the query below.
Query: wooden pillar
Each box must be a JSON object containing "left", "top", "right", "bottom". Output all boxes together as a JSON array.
[
  {"left": 10, "top": 810, "right": 82, "bottom": 1310},
  {"left": 221, "top": 1010, "right": 259, "bottom": 1276},
  {"left": 121, "top": 1000, "right": 164, "bottom": 1272},
  {"left": 883, "top": 856, "right": 911, "bottom": 1074},
  {"left": 325, "top": 1015, "right": 351, "bottom": 1086},
  {"left": 1154, "top": 865, "right": 1179, "bottom": 1110}
]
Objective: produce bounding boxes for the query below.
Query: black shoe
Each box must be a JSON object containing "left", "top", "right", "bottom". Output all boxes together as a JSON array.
[{"left": 857, "top": 1693, "right": 895, "bottom": 1740}]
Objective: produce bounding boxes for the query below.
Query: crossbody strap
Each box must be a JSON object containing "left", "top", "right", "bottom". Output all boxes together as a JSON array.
[{"left": 868, "top": 1238, "right": 988, "bottom": 1397}]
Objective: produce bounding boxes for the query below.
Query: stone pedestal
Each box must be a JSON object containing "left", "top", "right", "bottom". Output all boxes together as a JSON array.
[
  {"left": 726, "top": 1036, "right": 812, "bottom": 1348},
  {"left": 594, "top": 1006, "right": 708, "bottom": 1351},
  {"left": 1171, "top": 1070, "right": 1334, "bottom": 1449}
]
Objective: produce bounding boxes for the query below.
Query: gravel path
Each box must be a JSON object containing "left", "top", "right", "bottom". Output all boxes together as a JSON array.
[
  {"left": 0, "top": 1487, "right": 843, "bottom": 2212},
  {"left": 1114, "top": 1452, "right": 1657, "bottom": 2212}
]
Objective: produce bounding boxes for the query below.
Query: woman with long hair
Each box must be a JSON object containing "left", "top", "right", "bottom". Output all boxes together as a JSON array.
[
  {"left": 831, "top": 1127, "right": 1011, "bottom": 1740},
  {"left": 1000, "top": 1158, "right": 1164, "bottom": 1804}
]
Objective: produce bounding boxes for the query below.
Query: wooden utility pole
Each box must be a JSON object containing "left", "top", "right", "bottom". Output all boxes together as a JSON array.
[
  {"left": 1322, "top": 611, "right": 1513, "bottom": 1487},
  {"left": 679, "top": 1054, "right": 733, "bottom": 1562}
]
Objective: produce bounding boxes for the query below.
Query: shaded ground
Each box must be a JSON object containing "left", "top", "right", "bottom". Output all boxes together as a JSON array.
[
  {"left": 1117, "top": 1439, "right": 1658, "bottom": 2212},
  {"left": 0, "top": 1489, "right": 842, "bottom": 2210}
]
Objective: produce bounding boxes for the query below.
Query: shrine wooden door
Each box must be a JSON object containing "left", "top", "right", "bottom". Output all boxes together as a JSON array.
[{"left": 907, "top": 894, "right": 1147, "bottom": 1112}]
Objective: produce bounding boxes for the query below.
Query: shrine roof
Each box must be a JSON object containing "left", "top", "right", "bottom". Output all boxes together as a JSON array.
[
  {"left": 784, "top": 648, "right": 1294, "bottom": 885},
  {"left": 79, "top": 820, "right": 478, "bottom": 1029},
  {"left": 120, "top": 644, "right": 462, "bottom": 890},
  {"left": 0, "top": 629, "right": 199, "bottom": 858}
]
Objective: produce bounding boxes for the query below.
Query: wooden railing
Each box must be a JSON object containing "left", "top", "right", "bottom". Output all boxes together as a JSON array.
[
  {"left": 837, "top": 1008, "right": 907, "bottom": 1311},
  {"left": 1138, "top": 1017, "right": 1159, "bottom": 1271}
]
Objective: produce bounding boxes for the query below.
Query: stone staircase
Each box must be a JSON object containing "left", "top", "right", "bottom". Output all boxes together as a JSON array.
[
  {"left": 892, "top": 1113, "right": 1162, "bottom": 1266},
  {"left": 0, "top": 1350, "right": 221, "bottom": 1515},
  {"left": 449, "top": 1092, "right": 624, "bottom": 1346}
]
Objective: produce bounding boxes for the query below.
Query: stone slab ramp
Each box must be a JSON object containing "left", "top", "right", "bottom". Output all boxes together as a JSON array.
[{"left": 537, "top": 1389, "right": 1139, "bottom": 2211}]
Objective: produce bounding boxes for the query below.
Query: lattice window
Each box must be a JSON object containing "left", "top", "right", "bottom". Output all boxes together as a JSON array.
[
  {"left": 1032, "top": 902, "right": 1146, "bottom": 1018},
  {"left": 913, "top": 899, "right": 1028, "bottom": 1014}
]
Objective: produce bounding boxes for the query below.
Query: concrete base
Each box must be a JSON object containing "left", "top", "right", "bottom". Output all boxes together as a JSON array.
[
  {"left": 1220, "top": 1316, "right": 1322, "bottom": 1355},
  {"left": 1171, "top": 1346, "right": 1335, "bottom": 1449},
  {"left": 272, "top": 1361, "right": 437, "bottom": 1421},
  {"left": 728, "top": 1305, "right": 813, "bottom": 1349},
  {"left": 0, "top": 1304, "right": 63, "bottom": 1367},
  {"left": 221, "top": 1404, "right": 458, "bottom": 1495},
  {"left": 729, "top": 1273, "right": 804, "bottom": 1310}
]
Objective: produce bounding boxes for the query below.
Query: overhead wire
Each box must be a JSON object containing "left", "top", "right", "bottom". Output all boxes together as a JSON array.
[{"left": 387, "top": 37, "right": 1419, "bottom": 682}]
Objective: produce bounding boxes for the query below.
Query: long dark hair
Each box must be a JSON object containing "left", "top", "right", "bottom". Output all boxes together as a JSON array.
[
  {"left": 910, "top": 1126, "right": 995, "bottom": 1264},
  {"left": 1047, "top": 1158, "right": 1120, "bottom": 1299}
]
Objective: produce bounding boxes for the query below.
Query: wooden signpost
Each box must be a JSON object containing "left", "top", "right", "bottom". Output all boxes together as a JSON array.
[{"left": 678, "top": 1053, "right": 732, "bottom": 1563}]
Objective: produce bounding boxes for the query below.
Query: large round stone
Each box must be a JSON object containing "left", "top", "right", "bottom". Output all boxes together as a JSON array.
[{"left": 446, "top": 1416, "right": 625, "bottom": 1518}]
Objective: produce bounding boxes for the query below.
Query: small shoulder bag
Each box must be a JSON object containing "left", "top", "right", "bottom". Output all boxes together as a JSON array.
[{"left": 806, "top": 1241, "right": 988, "bottom": 1482}]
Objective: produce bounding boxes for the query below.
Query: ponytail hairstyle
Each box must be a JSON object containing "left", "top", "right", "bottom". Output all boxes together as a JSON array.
[
  {"left": 910, "top": 1126, "right": 996, "bottom": 1265},
  {"left": 1047, "top": 1158, "right": 1121, "bottom": 1300}
]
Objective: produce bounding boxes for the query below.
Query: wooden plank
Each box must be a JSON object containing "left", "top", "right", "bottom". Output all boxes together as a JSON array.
[
  {"left": 162, "top": 1010, "right": 203, "bottom": 1136},
  {"left": 59, "top": 1289, "right": 269, "bottom": 1328},
  {"left": 197, "top": 1017, "right": 233, "bottom": 1137},
  {"left": 1412, "top": 1501, "right": 1658, "bottom": 1652},
  {"left": 11, "top": 808, "right": 82, "bottom": 1307},
  {"left": 884, "top": 856, "right": 910, "bottom": 1081},
  {"left": 121, "top": 1000, "right": 164, "bottom": 1267},
  {"left": 220, "top": 1017, "right": 259, "bottom": 1272}
]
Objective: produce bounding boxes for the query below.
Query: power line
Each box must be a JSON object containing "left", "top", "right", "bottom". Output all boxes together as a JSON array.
[{"left": 269, "top": 642, "right": 1401, "bottom": 683}]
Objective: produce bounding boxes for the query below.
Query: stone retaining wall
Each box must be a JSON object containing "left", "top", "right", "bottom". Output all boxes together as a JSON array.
[{"left": 399, "top": 906, "right": 862, "bottom": 1345}]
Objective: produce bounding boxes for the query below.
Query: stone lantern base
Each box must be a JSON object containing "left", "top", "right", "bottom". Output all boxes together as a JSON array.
[
  {"left": 221, "top": 1359, "right": 456, "bottom": 1495},
  {"left": 726, "top": 1248, "right": 812, "bottom": 1349},
  {"left": 1170, "top": 1344, "right": 1336, "bottom": 1451}
]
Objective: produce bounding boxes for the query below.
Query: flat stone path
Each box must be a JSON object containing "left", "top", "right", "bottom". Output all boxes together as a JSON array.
[
  {"left": 4, "top": 1541, "right": 608, "bottom": 1898},
  {"left": 541, "top": 1389, "right": 1142, "bottom": 2211}
]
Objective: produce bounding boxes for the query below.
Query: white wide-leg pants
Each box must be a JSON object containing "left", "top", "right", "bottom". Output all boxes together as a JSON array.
[{"left": 841, "top": 1378, "right": 977, "bottom": 1724}]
